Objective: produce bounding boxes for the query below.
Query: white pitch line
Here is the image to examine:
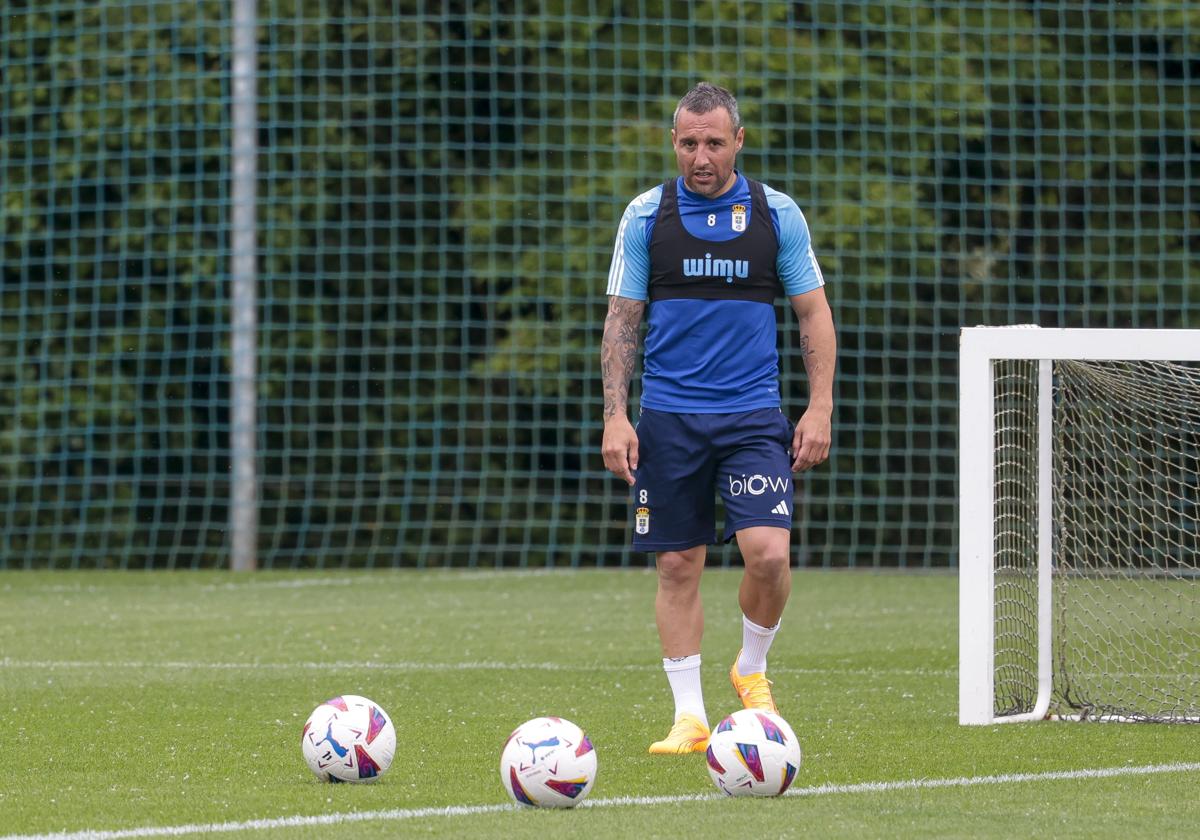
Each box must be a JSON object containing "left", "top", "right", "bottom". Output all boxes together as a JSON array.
[
  {"left": 0, "top": 658, "right": 955, "bottom": 678},
  {"left": 783, "top": 761, "right": 1200, "bottom": 795},
  {"left": 0, "top": 658, "right": 595, "bottom": 672},
  {"left": 0, "top": 569, "right": 602, "bottom": 596},
  {"left": 4, "top": 658, "right": 1182, "bottom": 682},
  {"left": 4, "top": 762, "right": 1198, "bottom": 840}
]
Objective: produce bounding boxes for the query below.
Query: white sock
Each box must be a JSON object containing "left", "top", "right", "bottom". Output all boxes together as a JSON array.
[
  {"left": 662, "top": 654, "right": 707, "bottom": 728},
  {"left": 737, "top": 615, "right": 779, "bottom": 675}
]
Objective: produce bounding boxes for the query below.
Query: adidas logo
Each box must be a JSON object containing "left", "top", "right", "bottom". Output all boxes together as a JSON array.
[{"left": 771, "top": 500, "right": 790, "bottom": 515}]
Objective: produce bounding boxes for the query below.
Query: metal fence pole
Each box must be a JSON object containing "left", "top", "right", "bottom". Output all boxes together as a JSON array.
[{"left": 229, "top": 0, "right": 259, "bottom": 571}]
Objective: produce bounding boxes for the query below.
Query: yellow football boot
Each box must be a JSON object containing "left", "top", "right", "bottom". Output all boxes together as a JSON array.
[
  {"left": 730, "top": 651, "right": 779, "bottom": 714},
  {"left": 647, "top": 713, "right": 710, "bottom": 754}
]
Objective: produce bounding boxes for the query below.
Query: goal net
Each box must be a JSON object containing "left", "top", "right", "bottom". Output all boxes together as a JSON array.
[{"left": 959, "top": 327, "right": 1200, "bottom": 724}]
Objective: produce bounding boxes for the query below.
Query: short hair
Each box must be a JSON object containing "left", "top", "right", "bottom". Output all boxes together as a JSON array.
[{"left": 673, "top": 83, "right": 742, "bottom": 133}]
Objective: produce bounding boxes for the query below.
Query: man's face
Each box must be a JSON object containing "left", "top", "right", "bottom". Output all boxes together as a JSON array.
[{"left": 671, "top": 106, "right": 744, "bottom": 198}]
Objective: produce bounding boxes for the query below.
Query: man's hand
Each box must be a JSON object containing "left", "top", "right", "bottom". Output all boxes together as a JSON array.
[
  {"left": 602, "top": 415, "right": 640, "bottom": 486},
  {"left": 790, "top": 407, "right": 831, "bottom": 472}
]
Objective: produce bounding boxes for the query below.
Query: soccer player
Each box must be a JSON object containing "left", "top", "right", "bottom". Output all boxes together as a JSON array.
[{"left": 601, "top": 83, "right": 836, "bottom": 754}]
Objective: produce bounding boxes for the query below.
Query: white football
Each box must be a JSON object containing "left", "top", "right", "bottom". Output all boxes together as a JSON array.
[
  {"left": 706, "top": 708, "right": 802, "bottom": 796},
  {"left": 499, "top": 716, "right": 597, "bottom": 807},
  {"left": 300, "top": 695, "right": 396, "bottom": 782}
]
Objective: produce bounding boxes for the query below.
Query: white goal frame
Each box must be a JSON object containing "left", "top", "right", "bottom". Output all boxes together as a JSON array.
[{"left": 958, "top": 326, "right": 1200, "bottom": 725}]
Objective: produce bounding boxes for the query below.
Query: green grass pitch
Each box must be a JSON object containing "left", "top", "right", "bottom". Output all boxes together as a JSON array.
[{"left": 1, "top": 569, "right": 1198, "bottom": 838}]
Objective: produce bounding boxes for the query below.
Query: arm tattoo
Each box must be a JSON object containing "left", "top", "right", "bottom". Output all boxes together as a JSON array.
[
  {"left": 799, "top": 332, "right": 823, "bottom": 382},
  {"left": 601, "top": 296, "right": 645, "bottom": 420}
]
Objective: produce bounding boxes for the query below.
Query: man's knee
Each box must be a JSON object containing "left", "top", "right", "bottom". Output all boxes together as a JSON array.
[
  {"left": 742, "top": 537, "right": 791, "bottom": 582},
  {"left": 656, "top": 549, "right": 704, "bottom": 588}
]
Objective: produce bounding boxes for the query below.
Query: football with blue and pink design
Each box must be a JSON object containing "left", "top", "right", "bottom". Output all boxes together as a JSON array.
[
  {"left": 300, "top": 694, "right": 396, "bottom": 782},
  {"left": 499, "top": 716, "right": 597, "bottom": 807},
  {"left": 706, "top": 708, "right": 802, "bottom": 796}
]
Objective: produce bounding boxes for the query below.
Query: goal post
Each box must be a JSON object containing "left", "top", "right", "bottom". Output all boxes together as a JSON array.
[{"left": 959, "top": 327, "right": 1200, "bottom": 725}]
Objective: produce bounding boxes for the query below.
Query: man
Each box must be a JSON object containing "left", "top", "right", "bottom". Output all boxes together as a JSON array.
[{"left": 601, "top": 83, "right": 836, "bottom": 754}]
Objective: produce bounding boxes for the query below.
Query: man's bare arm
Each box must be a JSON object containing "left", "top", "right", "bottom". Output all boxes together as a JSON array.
[
  {"left": 788, "top": 288, "right": 837, "bottom": 471},
  {"left": 601, "top": 296, "right": 646, "bottom": 421},
  {"left": 601, "top": 295, "right": 645, "bottom": 485}
]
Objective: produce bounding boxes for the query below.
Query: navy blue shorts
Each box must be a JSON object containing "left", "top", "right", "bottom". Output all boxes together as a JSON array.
[{"left": 630, "top": 407, "right": 795, "bottom": 552}]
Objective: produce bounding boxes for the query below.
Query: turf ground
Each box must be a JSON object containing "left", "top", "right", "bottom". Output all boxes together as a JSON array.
[{"left": 1, "top": 569, "right": 1197, "bottom": 839}]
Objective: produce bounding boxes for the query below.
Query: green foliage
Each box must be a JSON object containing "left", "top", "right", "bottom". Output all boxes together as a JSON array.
[
  {"left": 2, "top": 2, "right": 1198, "bottom": 567},
  {"left": 1, "top": 2, "right": 230, "bottom": 565}
]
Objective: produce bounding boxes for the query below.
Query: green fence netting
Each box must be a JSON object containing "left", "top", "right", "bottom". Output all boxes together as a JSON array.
[{"left": 2, "top": 2, "right": 1197, "bottom": 568}]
